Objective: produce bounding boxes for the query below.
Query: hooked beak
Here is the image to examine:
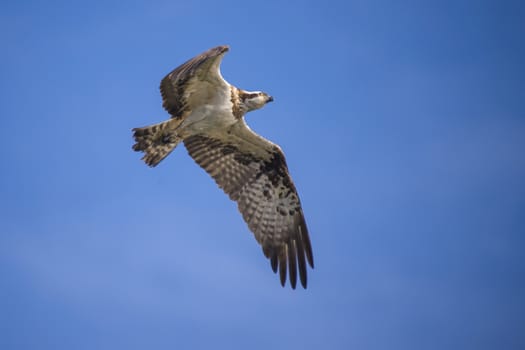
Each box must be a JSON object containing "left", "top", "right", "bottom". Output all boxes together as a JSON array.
[{"left": 267, "top": 96, "right": 274, "bottom": 103}]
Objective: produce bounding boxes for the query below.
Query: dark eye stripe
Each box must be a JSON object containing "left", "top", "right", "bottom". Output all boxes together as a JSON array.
[{"left": 241, "top": 93, "right": 258, "bottom": 100}]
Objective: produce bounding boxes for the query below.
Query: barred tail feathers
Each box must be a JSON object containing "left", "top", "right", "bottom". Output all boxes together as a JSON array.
[{"left": 132, "top": 119, "right": 182, "bottom": 167}]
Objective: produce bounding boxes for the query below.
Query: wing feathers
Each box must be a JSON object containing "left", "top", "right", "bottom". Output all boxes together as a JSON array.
[
  {"left": 160, "top": 45, "right": 229, "bottom": 118},
  {"left": 300, "top": 216, "right": 315, "bottom": 268},
  {"left": 271, "top": 254, "right": 278, "bottom": 273},
  {"left": 183, "top": 125, "right": 314, "bottom": 289},
  {"left": 288, "top": 239, "right": 298, "bottom": 289},
  {"left": 279, "top": 247, "right": 287, "bottom": 287},
  {"left": 295, "top": 233, "right": 308, "bottom": 288}
]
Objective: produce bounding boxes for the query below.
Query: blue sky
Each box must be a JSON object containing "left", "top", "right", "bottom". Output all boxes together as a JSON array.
[{"left": 1, "top": 0, "right": 524, "bottom": 349}]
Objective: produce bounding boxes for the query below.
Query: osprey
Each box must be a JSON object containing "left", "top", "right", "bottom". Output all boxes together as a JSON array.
[{"left": 132, "top": 45, "right": 314, "bottom": 289}]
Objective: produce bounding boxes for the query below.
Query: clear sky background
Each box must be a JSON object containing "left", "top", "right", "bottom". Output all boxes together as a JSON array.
[{"left": 1, "top": 0, "right": 524, "bottom": 349}]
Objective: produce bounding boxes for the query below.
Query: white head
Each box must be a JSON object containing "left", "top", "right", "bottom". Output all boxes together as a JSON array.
[{"left": 239, "top": 90, "right": 274, "bottom": 112}]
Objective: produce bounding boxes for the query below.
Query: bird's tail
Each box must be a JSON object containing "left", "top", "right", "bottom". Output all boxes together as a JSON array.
[{"left": 132, "top": 119, "right": 183, "bottom": 167}]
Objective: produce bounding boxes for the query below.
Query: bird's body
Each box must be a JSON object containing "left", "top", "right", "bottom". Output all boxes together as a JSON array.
[{"left": 132, "top": 45, "right": 314, "bottom": 289}]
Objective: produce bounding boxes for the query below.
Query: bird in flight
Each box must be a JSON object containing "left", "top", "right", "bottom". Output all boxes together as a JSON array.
[{"left": 132, "top": 45, "right": 314, "bottom": 289}]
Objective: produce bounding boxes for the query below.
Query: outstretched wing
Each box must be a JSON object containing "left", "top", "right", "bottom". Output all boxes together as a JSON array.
[
  {"left": 160, "top": 45, "right": 230, "bottom": 118},
  {"left": 183, "top": 121, "right": 314, "bottom": 289}
]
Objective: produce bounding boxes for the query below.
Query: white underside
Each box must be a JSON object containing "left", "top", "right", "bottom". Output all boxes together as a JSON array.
[
  {"left": 177, "top": 79, "right": 238, "bottom": 137},
  {"left": 180, "top": 103, "right": 238, "bottom": 136}
]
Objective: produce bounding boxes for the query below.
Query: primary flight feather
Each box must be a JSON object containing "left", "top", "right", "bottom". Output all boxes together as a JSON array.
[{"left": 132, "top": 45, "right": 314, "bottom": 289}]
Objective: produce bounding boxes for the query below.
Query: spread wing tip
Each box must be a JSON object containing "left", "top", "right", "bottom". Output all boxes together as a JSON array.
[
  {"left": 214, "top": 45, "right": 230, "bottom": 54},
  {"left": 270, "top": 236, "right": 313, "bottom": 290}
]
